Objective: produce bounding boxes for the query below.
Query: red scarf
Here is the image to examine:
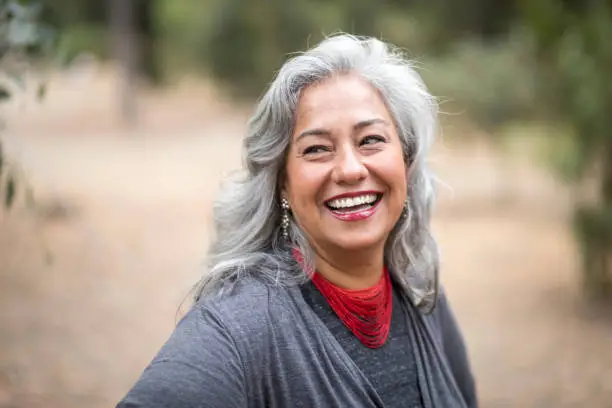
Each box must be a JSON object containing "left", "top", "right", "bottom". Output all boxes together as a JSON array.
[{"left": 293, "top": 249, "right": 393, "bottom": 348}]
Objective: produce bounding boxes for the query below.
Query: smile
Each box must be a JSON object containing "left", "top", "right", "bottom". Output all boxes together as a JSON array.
[{"left": 324, "top": 192, "right": 383, "bottom": 221}]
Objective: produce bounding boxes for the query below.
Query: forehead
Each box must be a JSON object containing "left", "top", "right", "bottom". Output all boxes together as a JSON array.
[{"left": 294, "top": 74, "right": 393, "bottom": 129}]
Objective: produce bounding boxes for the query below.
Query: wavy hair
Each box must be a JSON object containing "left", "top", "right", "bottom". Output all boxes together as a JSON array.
[{"left": 193, "top": 34, "right": 440, "bottom": 312}]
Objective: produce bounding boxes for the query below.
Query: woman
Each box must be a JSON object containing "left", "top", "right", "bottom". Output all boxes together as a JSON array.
[{"left": 117, "top": 34, "right": 477, "bottom": 408}]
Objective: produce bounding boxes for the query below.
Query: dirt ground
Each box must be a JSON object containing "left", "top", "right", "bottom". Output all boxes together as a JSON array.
[{"left": 1, "top": 67, "right": 611, "bottom": 407}]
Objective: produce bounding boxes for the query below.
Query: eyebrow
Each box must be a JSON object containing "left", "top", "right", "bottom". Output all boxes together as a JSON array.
[{"left": 295, "top": 118, "right": 389, "bottom": 141}]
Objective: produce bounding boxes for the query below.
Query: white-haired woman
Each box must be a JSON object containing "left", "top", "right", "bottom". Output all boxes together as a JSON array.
[{"left": 117, "top": 34, "right": 478, "bottom": 408}]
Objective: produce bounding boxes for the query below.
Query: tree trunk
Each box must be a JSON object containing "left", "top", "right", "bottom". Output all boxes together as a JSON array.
[
  {"left": 601, "top": 142, "right": 612, "bottom": 293},
  {"left": 136, "top": 0, "right": 161, "bottom": 84},
  {"left": 578, "top": 143, "right": 612, "bottom": 298},
  {"left": 110, "top": 0, "right": 138, "bottom": 127}
]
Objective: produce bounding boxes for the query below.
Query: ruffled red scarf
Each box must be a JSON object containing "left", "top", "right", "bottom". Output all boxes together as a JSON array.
[{"left": 293, "top": 248, "right": 393, "bottom": 349}]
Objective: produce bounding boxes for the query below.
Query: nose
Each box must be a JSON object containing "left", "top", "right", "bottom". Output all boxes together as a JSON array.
[{"left": 331, "top": 145, "right": 368, "bottom": 184}]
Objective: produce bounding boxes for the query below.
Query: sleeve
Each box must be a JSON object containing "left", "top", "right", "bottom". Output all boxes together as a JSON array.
[
  {"left": 116, "top": 304, "right": 248, "bottom": 408},
  {"left": 436, "top": 291, "right": 479, "bottom": 408}
]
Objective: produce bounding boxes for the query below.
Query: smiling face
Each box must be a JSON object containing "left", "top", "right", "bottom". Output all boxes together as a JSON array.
[{"left": 283, "top": 74, "right": 408, "bottom": 258}]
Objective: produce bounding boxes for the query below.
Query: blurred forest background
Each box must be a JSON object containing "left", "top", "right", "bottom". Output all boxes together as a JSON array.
[{"left": 1, "top": 0, "right": 611, "bottom": 407}]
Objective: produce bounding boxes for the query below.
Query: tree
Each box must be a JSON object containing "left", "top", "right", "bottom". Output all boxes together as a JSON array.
[
  {"left": 110, "top": 0, "right": 138, "bottom": 126},
  {"left": 520, "top": 0, "right": 612, "bottom": 297},
  {"left": 108, "top": 0, "right": 160, "bottom": 126}
]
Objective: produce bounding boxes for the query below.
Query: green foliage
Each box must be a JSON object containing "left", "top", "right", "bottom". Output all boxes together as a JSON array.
[
  {"left": 420, "top": 31, "right": 538, "bottom": 130},
  {"left": 198, "top": 0, "right": 410, "bottom": 98},
  {"left": 42, "top": 0, "right": 160, "bottom": 82},
  {"left": 573, "top": 202, "right": 612, "bottom": 296},
  {"left": 520, "top": 0, "right": 612, "bottom": 178},
  {"left": 37, "top": 0, "right": 525, "bottom": 97},
  {"left": 520, "top": 0, "right": 612, "bottom": 296},
  {"left": 191, "top": 0, "right": 522, "bottom": 99},
  {"left": 152, "top": 0, "right": 221, "bottom": 76},
  {"left": 544, "top": 127, "right": 588, "bottom": 183},
  {"left": 206, "top": 0, "right": 318, "bottom": 98},
  {"left": 54, "top": 23, "right": 108, "bottom": 62},
  {"left": 424, "top": 0, "right": 517, "bottom": 39},
  {"left": 0, "top": 0, "right": 55, "bottom": 97},
  {"left": 0, "top": 0, "right": 54, "bottom": 57},
  {"left": 0, "top": 0, "right": 53, "bottom": 211},
  {"left": 4, "top": 173, "right": 15, "bottom": 208}
]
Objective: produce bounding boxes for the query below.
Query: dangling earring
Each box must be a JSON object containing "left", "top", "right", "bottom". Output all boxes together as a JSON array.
[
  {"left": 281, "top": 197, "right": 290, "bottom": 241},
  {"left": 402, "top": 198, "right": 410, "bottom": 218}
]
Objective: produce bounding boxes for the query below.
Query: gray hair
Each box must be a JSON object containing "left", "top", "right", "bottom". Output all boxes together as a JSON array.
[{"left": 193, "top": 34, "right": 440, "bottom": 312}]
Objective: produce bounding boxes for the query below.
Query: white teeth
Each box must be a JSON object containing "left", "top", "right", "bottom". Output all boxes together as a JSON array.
[{"left": 327, "top": 194, "right": 378, "bottom": 209}]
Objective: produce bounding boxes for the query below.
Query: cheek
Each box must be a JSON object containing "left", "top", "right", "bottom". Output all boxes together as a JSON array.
[
  {"left": 380, "top": 153, "right": 408, "bottom": 192},
  {"left": 285, "top": 162, "right": 327, "bottom": 209}
]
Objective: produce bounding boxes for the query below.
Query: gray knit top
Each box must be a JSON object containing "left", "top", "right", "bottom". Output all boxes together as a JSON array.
[{"left": 117, "top": 275, "right": 477, "bottom": 408}]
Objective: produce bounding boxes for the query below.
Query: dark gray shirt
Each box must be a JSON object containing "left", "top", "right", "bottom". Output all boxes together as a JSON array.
[
  {"left": 117, "top": 277, "right": 477, "bottom": 408},
  {"left": 301, "top": 281, "right": 423, "bottom": 407}
]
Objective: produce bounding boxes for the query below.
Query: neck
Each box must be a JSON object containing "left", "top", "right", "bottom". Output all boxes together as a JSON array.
[{"left": 312, "top": 245, "right": 385, "bottom": 290}]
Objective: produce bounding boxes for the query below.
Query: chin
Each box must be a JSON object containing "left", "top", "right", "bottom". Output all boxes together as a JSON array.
[{"left": 327, "top": 231, "right": 388, "bottom": 253}]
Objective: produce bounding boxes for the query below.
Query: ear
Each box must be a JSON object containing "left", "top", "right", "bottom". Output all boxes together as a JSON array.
[{"left": 279, "top": 171, "right": 289, "bottom": 201}]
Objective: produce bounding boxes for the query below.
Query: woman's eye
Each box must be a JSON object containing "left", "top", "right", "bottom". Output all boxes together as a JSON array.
[
  {"left": 361, "top": 135, "right": 386, "bottom": 146},
  {"left": 303, "top": 145, "right": 331, "bottom": 155}
]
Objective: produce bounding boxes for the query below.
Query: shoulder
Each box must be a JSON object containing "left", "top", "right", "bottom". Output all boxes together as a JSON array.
[
  {"left": 116, "top": 278, "right": 294, "bottom": 407},
  {"left": 196, "top": 277, "right": 290, "bottom": 316},
  {"left": 416, "top": 286, "right": 462, "bottom": 351},
  {"left": 420, "top": 286, "right": 453, "bottom": 328},
  {"left": 191, "top": 277, "right": 296, "bottom": 341}
]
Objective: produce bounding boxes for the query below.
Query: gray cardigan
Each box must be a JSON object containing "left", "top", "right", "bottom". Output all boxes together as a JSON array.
[{"left": 117, "top": 277, "right": 478, "bottom": 408}]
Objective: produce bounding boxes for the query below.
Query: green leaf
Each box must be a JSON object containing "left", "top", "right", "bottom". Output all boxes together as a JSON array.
[
  {"left": 4, "top": 174, "right": 16, "bottom": 209},
  {"left": 0, "top": 87, "right": 10, "bottom": 100}
]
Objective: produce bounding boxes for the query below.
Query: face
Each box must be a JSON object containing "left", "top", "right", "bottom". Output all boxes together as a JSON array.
[{"left": 283, "top": 74, "right": 407, "bottom": 256}]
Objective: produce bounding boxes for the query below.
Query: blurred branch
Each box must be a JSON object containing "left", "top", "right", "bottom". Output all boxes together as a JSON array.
[{"left": 0, "top": 0, "right": 54, "bottom": 212}]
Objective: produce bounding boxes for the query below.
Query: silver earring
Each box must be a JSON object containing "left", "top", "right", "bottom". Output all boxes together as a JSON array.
[
  {"left": 402, "top": 198, "right": 409, "bottom": 218},
  {"left": 281, "top": 198, "right": 290, "bottom": 241}
]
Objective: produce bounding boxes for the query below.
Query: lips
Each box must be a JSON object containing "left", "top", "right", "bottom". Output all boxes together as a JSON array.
[{"left": 324, "top": 191, "right": 383, "bottom": 221}]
